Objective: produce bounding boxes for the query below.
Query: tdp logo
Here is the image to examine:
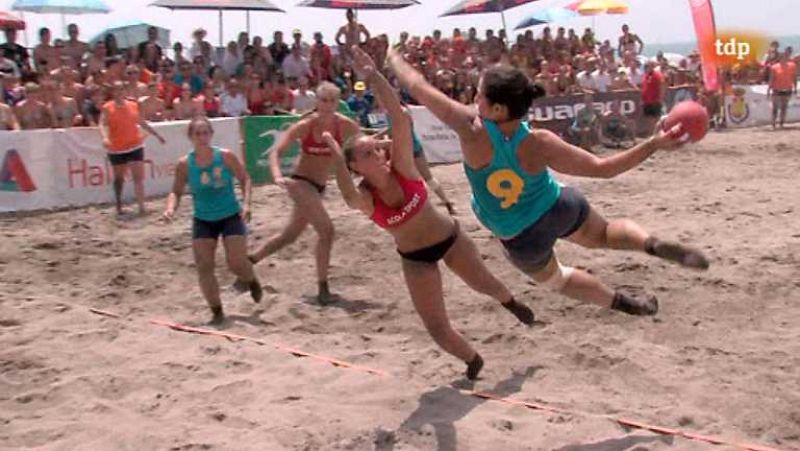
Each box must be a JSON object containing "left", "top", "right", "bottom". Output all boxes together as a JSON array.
[{"left": 0, "top": 149, "right": 37, "bottom": 192}]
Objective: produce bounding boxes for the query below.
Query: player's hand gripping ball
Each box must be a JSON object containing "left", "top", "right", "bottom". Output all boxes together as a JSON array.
[{"left": 661, "top": 100, "right": 709, "bottom": 143}]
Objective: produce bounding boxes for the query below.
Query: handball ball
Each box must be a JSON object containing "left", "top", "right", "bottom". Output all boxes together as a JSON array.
[{"left": 662, "top": 100, "right": 709, "bottom": 143}]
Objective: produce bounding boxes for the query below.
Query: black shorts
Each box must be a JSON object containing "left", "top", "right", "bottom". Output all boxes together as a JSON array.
[
  {"left": 500, "top": 186, "right": 591, "bottom": 273},
  {"left": 290, "top": 174, "right": 326, "bottom": 194},
  {"left": 643, "top": 103, "right": 663, "bottom": 117},
  {"left": 773, "top": 89, "right": 792, "bottom": 97},
  {"left": 108, "top": 147, "right": 144, "bottom": 166},
  {"left": 398, "top": 222, "right": 459, "bottom": 263},
  {"left": 192, "top": 214, "right": 247, "bottom": 240}
]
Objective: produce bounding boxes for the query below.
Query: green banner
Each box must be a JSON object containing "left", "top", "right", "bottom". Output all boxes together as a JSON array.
[{"left": 243, "top": 115, "right": 301, "bottom": 185}]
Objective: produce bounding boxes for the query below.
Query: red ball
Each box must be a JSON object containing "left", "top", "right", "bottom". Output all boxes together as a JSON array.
[{"left": 662, "top": 100, "right": 709, "bottom": 143}]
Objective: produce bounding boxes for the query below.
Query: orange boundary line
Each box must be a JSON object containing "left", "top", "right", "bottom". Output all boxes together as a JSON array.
[
  {"left": 91, "top": 309, "right": 783, "bottom": 451},
  {"left": 147, "top": 319, "right": 389, "bottom": 377}
]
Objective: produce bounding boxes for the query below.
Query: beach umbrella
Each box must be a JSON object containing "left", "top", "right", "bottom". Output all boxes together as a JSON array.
[
  {"left": 150, "top": 0, "right": 285, "bottom": 47},
  {"left": 11, "top": 0, "right": 110, "bottom": 38},
  {"left": 514, "top": 6, "right": 577, "bottom": 30},
  {"left": 572, "top": 0, "right": 629, "bottom": 15},
  {"left": 89, "top": 21, "right": 170, "bottom": 50},
  {"left": 0, "top": 11, "right": 26, "bottom": 30},
  {"left": 567, "top": 0, "right": 629, "bottom": 38},
  {"left": 296, "top": 0, "right": 420, "bottom": 10},
  {"left": 440, "top": 0, "right": 544, "bottom": 35},
  {"left": 296, "top": 0, "right": 420, "bottom": 28}
]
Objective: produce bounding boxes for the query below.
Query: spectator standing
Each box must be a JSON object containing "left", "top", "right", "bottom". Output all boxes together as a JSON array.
[
  {"left": 336, "top": 8, "right": 370, "bottom": 63},
  {"left": 282, "top": 44, "right": 312, "bottom": 81},
  {"left": 618, "top": 24, "right": 644, "bottom": 57},
  {"left": 582, "top": 28, "right": 596, "bottom": 52},
  {"left": 137, "top": 26, "right": 163, "bottom": 73},
  {"left": 641, "top": 61, "right": 666, "bottom": 133},
  {"left": 237, "top": 32, "right": 250, "bottom": 59},
  {"left": 221, "top": 41, "right": 242, "bottom": 77},
  {"left": 104, "top": 33, "right": 121, "bottom": 57},
  {"left": 251, "top": 36, "right": 273, "bottom": 78},
  {"left": 189, "top": 28, "right": 213, "bottom": 65},
  {"left": 173, "top": 42, "right": 188, "bottom": 66},
  {"left": 33, "top": 27, "right": 59, "bottom": 73},
  {"left": 269, "top": 31, "right": 291, "bottom": 67},
  {"left": 1, "top": 29, "right": 30, "bottom": 75},
  {"left": 310, "top": 32, "right": 333, "bottom": 83},
  {"left": 291, "top": 30, "right": 311, "bottom": 57},
  {"left": 64, "top": 24, "right": 89, "bottom": 70}
]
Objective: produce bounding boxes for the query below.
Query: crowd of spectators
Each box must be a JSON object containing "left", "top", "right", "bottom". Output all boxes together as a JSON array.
[{"left": 1, "top": 9, "right": 796, "bottom": 132}]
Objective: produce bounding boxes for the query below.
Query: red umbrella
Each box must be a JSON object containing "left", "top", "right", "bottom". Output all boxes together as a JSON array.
[
  {"left": 296, "top": 0, "right": 420, "bottom": 9},
  {"left": 0, "top": 11, "right": 26, "bottom": 30},
  {"left": 440, "top": 0, "right": 544, "bottom": 33}
]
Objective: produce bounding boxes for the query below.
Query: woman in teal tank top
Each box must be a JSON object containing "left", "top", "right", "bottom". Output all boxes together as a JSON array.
[
  {"left": 162, "top": 117, "right": 263, "bottom": 325},
  {"left": 387, "top": 51, "right": 710, "bottom": 318}
]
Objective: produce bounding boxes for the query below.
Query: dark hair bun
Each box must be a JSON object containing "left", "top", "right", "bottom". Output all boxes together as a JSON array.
[{"left": 529, "top": 82, "right": 546, "bottom": 100}]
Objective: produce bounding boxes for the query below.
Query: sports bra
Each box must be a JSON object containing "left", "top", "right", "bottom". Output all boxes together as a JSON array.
[
  {"left": 368, "top": 168, "right": 429, "bottom": 229},
  {"left": 302, "top": 117, "right": 343, "bottom": 156}
]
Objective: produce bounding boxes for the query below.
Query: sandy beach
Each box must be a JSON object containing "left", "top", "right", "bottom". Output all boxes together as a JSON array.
[{"left": 1, "top": 125, "right": 799, "bottom": 451}]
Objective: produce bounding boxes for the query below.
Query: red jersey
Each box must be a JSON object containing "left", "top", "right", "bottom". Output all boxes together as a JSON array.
[{"left": 641, "top": 70, "right": 664, "bottom": 105}]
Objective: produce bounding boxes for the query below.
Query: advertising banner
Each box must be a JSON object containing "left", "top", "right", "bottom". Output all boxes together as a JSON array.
[
  {"left": 0, "top": 118, "right": 241, "bottom": 213},
  {"left": 242, "top": 115, "right": 300, "bottom": 185},
  {"left": 407, "top": 107, "right": 464, "bottom": 164},
  {"left": 726, "top": 85, "right": 800, "bottom": 128},
  {"left": 529, "top": 87, "right": 698, "bottom": 137}
]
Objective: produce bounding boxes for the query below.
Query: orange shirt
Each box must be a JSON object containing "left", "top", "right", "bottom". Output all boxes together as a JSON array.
[
  {"left": 139, "top": 68, "right": 154, "bottom": 85},
  {"left": 770, "top": 61, "right": 797, "bottom": 91},
  {"left": 103, "top": 100, "right": 144, "bottom": 153}
]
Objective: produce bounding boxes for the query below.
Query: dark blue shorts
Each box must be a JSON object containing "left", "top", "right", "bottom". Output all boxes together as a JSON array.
[
  {"left": 192, "top": 214, "right": 247, "bottom": 240},
  {"left": 500, "top": 186, "right": 591, "bottom": 273},
  {"left": 108, "top": 147, "right": 144, "bottom": 166}
]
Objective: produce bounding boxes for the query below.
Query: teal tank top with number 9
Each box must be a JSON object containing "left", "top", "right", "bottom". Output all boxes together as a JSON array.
[
  {"left": 187, "top": 147, "right": 241, "bottom": 221},
  {"left": 463, "top": 120, "right": 561, "bottom": 239}
]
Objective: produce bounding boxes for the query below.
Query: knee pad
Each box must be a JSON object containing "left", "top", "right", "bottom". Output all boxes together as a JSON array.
[
  {"left": 539, "top": 260, "right": 575, "bottom": 292},
  {"left": 426, "top": 177, "right": 441, "bottom": 191}
]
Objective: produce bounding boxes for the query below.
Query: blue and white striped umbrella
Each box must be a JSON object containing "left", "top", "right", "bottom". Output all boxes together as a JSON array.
[
  {"left": 11, "top": 0, "right": 110, "bottom": 15},
  {"left": 515, "top": 6, "right": 578, "bottom": 30},
  {"left": 89, "top": 21, "right": 171, "bottom": 50}
]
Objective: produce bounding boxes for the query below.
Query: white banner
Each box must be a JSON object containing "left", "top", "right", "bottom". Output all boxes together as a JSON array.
[
  {"left": 408, "top": 106, "right": 464, "bottom": 164},
  {"left": 0, "top": 118, "right": 241, "bottom": 213},
  {"left": 725, "top": 84, "right": 800, "bottom": 128}
]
